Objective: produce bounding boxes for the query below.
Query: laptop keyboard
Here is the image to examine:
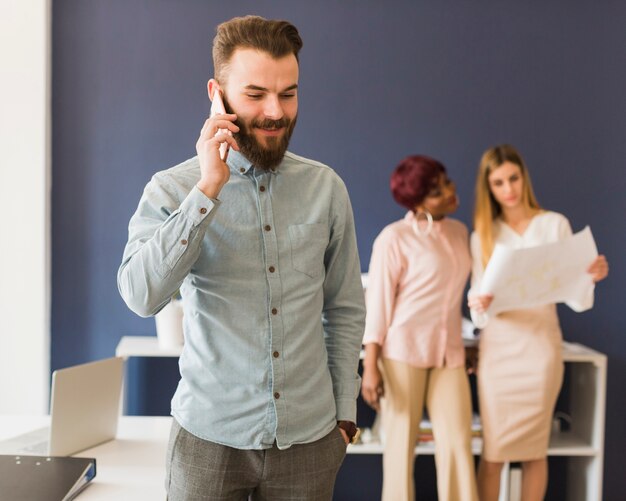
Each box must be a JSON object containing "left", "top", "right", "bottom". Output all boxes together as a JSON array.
[{"left": 0, "top": 427, "right": 49, "bottom": 455}]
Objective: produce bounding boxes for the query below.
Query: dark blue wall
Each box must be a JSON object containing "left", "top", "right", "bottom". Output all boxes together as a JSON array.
[{"left": 52, "top": 1, "right": 626, "bottom": 498}]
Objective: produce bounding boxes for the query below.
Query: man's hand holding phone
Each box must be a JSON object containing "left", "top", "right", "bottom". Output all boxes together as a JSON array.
[
  {"left": 196, "top": 81, "right": 239, "bottom": 199},
  {"left": 209, "top": 89, "right": 233, "bottom": 162}
]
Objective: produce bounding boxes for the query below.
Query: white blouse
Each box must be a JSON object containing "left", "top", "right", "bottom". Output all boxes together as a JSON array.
[{"left": 468, "top": 211, "right": 594, "bottom": 328}]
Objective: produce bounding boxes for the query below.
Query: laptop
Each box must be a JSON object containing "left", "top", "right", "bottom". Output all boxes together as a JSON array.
[{"left": 0, "top": 357, "right": 124, "bottom": 456}]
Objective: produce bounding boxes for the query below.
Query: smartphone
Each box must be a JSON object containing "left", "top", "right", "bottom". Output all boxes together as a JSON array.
[{"left": 209, "top": 90, "right": 231, "bottom": 161}]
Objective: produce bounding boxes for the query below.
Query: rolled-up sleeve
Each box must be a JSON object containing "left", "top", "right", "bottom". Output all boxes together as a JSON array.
[{"left": 117, "top": 176, "right": 218, "bottom": 317}]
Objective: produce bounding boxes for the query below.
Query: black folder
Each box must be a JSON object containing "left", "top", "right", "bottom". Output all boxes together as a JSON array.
[{"left": 0, "top": 454, "right": 96, "bottom": 501}]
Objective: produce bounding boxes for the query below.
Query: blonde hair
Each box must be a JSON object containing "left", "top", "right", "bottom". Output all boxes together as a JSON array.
[{"left": 473, "top": 144, "right": 541, "bottom": 267}]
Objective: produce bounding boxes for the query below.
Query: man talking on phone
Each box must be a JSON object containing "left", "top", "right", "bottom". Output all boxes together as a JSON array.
[{"left": 118, "top": 16, "right": 365, "bottom": 500}]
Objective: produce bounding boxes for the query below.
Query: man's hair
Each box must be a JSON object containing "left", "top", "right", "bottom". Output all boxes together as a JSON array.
[{"left": 212, "top": 16, "right": 303, "bottom": 84}]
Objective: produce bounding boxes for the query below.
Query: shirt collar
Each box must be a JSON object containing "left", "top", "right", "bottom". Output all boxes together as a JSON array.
[{"left": 227, "top": 149, "right": 281, "bottom": 176}]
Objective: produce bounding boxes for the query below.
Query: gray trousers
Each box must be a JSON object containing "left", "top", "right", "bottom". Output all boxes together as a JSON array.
[{"left": 165, "top": 419, "right": 347, "bottom": 500}]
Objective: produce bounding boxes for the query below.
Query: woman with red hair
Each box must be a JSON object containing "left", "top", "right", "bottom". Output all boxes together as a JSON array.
[{"left": 362, "top": 155, "right": 478, "bottom": 501}]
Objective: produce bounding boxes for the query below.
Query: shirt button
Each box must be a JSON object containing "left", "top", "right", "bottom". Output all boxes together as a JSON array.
[
  {"left": 271, "top": 308, "right": 278, "bottom": 315},
  {"left": 259, "top": 186, "right": 266, "bottom": 192},
  {"left": 274, "top": 392, "right": 280, "bottom": 399},
  {"left": 199, "top": 207, "right": 207, "bottom": 214},
  {"left": 239, "top": 167, "right": 245, "bottom": 173},
  {"left": 180, "top": 239, "right": 188, "bottom": 245},
  {"left": 273, "top": 351, "right": 279, "bottom": 358},
  {"left": 269, "top": 266, "right": 275, "bottom": 273},
  {"left": 264, "top": 225, "right": 271, "bottom": 231}
]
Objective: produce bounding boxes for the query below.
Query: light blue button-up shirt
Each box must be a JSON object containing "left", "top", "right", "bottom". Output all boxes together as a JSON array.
[{"left": 118, "top": 150, "right": 365, "bottom": 449}]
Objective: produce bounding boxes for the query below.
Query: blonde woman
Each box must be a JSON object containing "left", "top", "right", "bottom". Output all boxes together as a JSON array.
[
  {"left": 362, "top": 155, "right": 478, "bottom": 501},
  {"left": 468, "top": 144, "right": 608, "bottom": 501}
]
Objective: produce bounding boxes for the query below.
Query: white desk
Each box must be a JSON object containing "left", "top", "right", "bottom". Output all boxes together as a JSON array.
[
  {"left": 115, "top": 337, "right": 607, "bottom": 501},
  {"left": 0, "top": 416, "right": 171, "bottom": 501}
]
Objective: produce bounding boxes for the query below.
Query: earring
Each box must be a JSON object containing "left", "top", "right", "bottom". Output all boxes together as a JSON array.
[{"left": 412, "top": 210, "right": 433, "bottom": 236}]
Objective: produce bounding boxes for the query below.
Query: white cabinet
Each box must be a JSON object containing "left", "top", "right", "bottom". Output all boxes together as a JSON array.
[
  {"left": 348, "top": 341, "right": 606, "bottom": 501},
  {"left": 115, "top": 337, "right": 606, "bottom": 500},
  {"left": 555, "top": 342, "right": 606, "bottom": 501}
]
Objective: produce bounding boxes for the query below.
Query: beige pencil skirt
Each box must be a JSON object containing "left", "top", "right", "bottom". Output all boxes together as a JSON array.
[{"left": 478, "top": 305, "right": 564, "bottom": 462}]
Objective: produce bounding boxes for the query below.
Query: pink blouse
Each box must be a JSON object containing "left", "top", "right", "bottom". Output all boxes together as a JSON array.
[{"left": 363, "top": 211, "right": 471, "bottom": 368}]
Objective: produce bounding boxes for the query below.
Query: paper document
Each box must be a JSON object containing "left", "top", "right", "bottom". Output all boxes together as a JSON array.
[{"left": 480, "top": 226, "right": 597, "bottom": 316}]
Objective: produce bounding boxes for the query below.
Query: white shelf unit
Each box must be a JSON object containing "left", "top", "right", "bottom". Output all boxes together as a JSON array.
[
  {"left": 116, "top": 335, "right": 183, "bottom": 358},
  {"left": 350, "top": 341, "right": 607, "bottom": 501},
  {"left": 115, "top": 337, "right": 606, "bottom": 501}
]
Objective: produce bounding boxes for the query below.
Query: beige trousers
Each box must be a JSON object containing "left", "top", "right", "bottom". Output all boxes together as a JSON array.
[{"left": 381, "top": 359, "right": 478, "bottom": 501}]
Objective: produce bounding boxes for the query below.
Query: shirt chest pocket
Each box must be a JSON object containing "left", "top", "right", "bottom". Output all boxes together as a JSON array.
[{"left": 288, "top": 223, "right": 329, "bottom": 279}]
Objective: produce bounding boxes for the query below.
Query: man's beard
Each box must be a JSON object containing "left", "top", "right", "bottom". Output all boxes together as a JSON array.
[{"left": 223, "top": 96, "right": 297, "bottom": 170}]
